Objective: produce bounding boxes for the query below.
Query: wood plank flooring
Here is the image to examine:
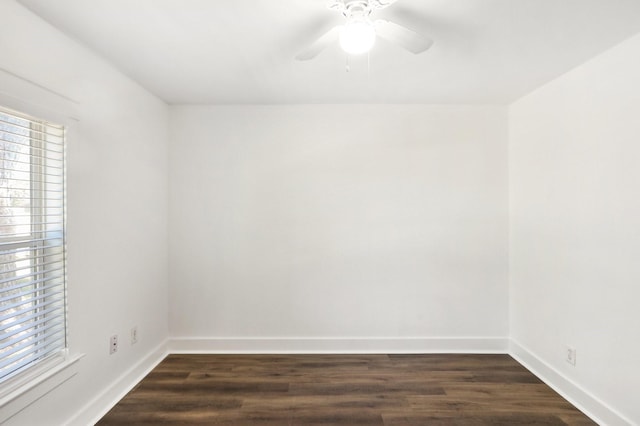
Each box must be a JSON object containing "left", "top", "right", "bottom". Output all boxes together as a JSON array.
[{"left": 97, "top": 354, "right": 596, "bottom": 425}]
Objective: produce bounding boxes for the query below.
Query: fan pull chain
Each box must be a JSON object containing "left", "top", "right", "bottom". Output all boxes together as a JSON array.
[{"left": 345, "top": 55, "right": 350, "bottom": 72}]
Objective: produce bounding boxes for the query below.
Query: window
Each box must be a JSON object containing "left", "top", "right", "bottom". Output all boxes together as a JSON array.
[{"left": 0, "top": 105, "right": 66, "bottom": 387}]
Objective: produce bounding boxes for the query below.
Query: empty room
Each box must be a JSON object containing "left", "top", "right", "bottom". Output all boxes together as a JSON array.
[{"left": 1, "top": 0, "right": 639, "bottom": 424}]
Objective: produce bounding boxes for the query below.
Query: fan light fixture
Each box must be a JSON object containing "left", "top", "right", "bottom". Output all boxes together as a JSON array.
[
  {"left": 295, "top": 0, "right": 434, "bottom": 62},
  {"left": 339, "top": 18, "right": 376, "bottom": 55}
]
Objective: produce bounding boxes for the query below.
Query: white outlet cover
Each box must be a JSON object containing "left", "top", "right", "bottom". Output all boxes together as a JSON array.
[
  {"left": 110, "top": 335, "right": 118, "bottom": 355},
  {"left": 566, "top": 346, "right": 577, "bottom": 366}
]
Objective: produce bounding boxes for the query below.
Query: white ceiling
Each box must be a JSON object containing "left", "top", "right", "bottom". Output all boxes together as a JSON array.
[{"left": 17, "top": 0, "right": 640, "bottom": 105}]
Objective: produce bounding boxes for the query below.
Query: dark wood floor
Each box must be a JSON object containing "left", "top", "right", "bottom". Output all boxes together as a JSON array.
[{"left": 97, "top": 354, "right": 596, "bottom": 425}]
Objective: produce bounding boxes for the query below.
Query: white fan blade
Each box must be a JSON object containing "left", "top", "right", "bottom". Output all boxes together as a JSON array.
[
  {"left": 326, "top": 0, "right": 343, "bottom": 11},
  {"left": 370, "top": 0, "right": 400, "bottom": 9},
  {"left": 295, "top": 26, "right": 343, "bottom": 61},
  {"left": 374, "top": 20, "right": 433, "bottom": 54}
]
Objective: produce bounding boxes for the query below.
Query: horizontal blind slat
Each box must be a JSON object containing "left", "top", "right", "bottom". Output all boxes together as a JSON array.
[
  {"left": 0, "top": 322, "right": 65, "bottom": 352},
  {"left": 0, "top": 323, "right": 65, "bottom": 360},
  {"left": 0, "top": 288, "right": 64, "bottom": 314},
  {"left": 0, "top": 304, "right": 64, "bottom": 333},
  {"left": 0, "top": 281, "right": 64, "bottom": 310},
  {"left": 0, "top": 156, "right": 64, "bottom": 170},
  {"left": 0, "top": 132, "right": 64, "bottom": 149},
  {"left": 0, "top": 329, "right": 66, "bottom": 368},
  {"left": 0, "top": 337, "right": 66, "bottom": 374},
  {"left": 0, "top": 311, "right": 64, "bottom": 345},
  {"left": 0, "top": 339, "right": 64, "bottom": 373},
  {"left": 0, "top": 221, "right": 63, "bottom": 228},
  {"left": 0, "top": 196, "right": 63, "bottom": 202},
  {"left": 0, "top": 175, "right": 64, "bottom": 186},
  {"left": 0, "top": 347, "right": 65, "bottom": 384},
  {"left": 1, "top": 140, "right": 62, "bottom": 155},
  {"left": 0, "top": 253, "right": 63, "bottom": 268},
  {"left": 0, "top": 231, "right": 63, "bottom": 240},
  {"left": 0, "top": 116, "right": 64, "bottom": 139},
  {"left": 0, "top": 268, "right": 63, "bottom": 288},
  {"left": 0, "top": 126, "right": 63, "bottom": 142},
  {"left": 0, "top": 131, "right": 64, "bottom": 151},
  {"left": 0, "top": 297, "right": 65, "bottom": 324},
  {"left": 0, "top": 275, "right": 64, "bottom": 303},
  {"left": 0, "top": 278, "right": 64, "bottom": 298},
  {"left": 0, "top": 137, "right": 63, "bottom": 160},
  {"left": 0, "top": 258, "right": 63, "bottom": 279},
  {"left": 0, "top": 237, "right": 64, "bottom": 252},
  {"left": 0, "top": 168, "right": 65, "bottom": 181},
  {"left": 0, "top": 245, "right": 63, "bottom": 260},
  {"left": 0, "top": 186, "right": 63, "bottom": 195},
  {"left": 0, "top": 213, "right": 62, "bottom": 223}
]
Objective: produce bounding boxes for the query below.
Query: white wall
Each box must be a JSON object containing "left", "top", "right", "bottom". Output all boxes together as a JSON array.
[
  {"left": 509, "top": 33, "right": 640, "bottom": 425},
  {"left": 11, "top": 0, "right": 640, "bottom": 422},
  {"left": 169, "top": 105, "right": 509, "bottom": 349},
  {"left": 0, "top": 1, "right": 169, "bottom": 424}
]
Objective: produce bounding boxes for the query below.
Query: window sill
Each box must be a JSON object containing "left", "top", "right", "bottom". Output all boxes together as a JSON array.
[{"left": 0, "top": 353, "right": 84, "bottom": 424}]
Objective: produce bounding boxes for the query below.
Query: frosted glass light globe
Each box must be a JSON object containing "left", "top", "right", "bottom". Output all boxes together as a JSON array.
[{"left": 339, "top": 20, "right": 376, "bottom": 55}]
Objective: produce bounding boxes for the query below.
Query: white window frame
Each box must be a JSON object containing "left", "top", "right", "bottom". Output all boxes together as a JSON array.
[{"left": 0, "top": 72, "right": 82, "bottom": 423}]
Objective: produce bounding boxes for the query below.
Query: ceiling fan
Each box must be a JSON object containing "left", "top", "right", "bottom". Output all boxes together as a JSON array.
[{"left": 296, "top": 0, "right": 433, "bottom": 60}]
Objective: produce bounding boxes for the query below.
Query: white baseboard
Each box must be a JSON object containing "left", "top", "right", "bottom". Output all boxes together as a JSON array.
[
  {"left": 168, "top": 336, "right": 509, "bottom": 354},
  {"left": 64, "top": 336, "right": 506, "bottom": 425},
  {"left": 509, "top": 339, "right": 633, "bottom": 426},
  {"left": 66, "top": 340, "right": 169, "bottom": 426},
  {"left": 64, "top": 337, "right": 633, "bottom": 426}
]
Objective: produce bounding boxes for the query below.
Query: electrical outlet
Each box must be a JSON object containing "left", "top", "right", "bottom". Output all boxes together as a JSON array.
[
  {"left": 131, "top": 326, "right": 138, "bottom": 345},
  {"left": 566, "top": 346, "right": 576, "bottom": 366},
  {"left": 110, "top": 335, "right": 118, "bottom": 355}
]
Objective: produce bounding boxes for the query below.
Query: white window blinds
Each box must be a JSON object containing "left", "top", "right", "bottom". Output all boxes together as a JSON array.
[{"left": 0, "top": 106, "right": 66, "bottom": 385}]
